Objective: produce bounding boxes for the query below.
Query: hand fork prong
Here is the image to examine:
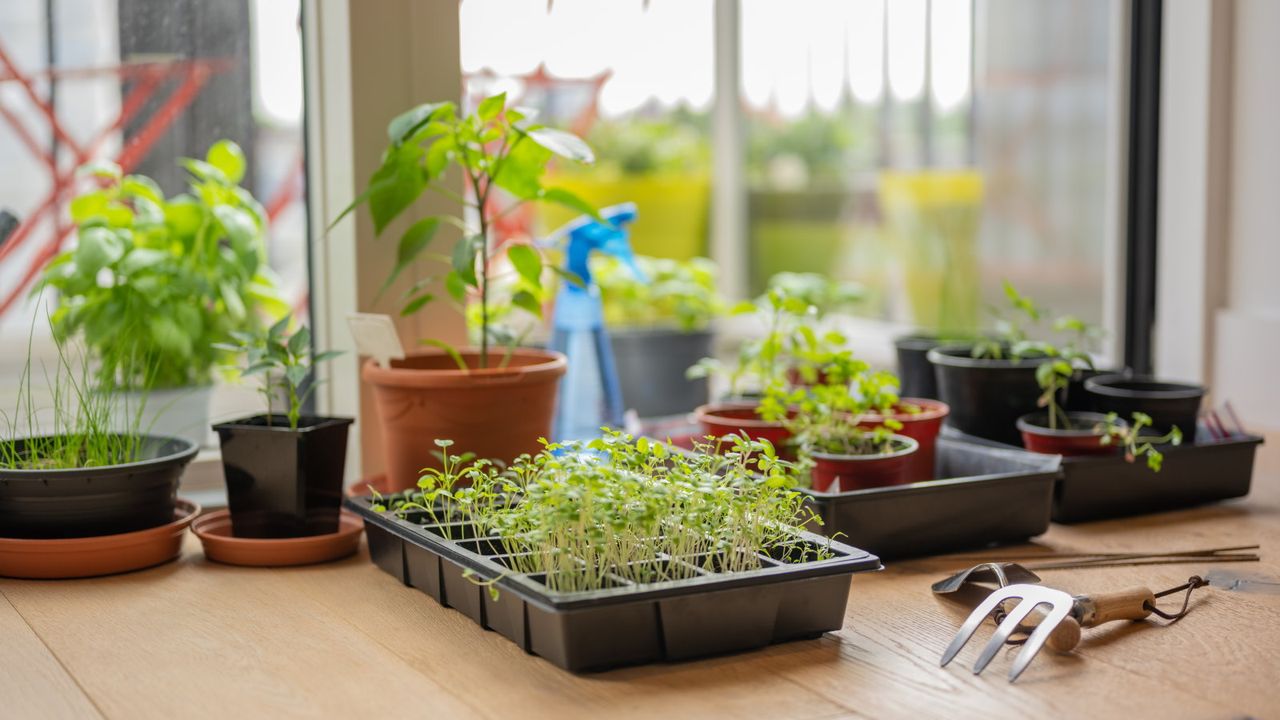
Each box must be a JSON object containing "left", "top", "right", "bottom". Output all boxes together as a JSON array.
[
  {"left": 972, "top": 597, "right": 1046, "bottom": 674},
  {"left": 940, "top": 585, "right": 1026, "bottom": 667},
  {"left": 1008, "top": 600, "right": 1073, "bottom": 682}
]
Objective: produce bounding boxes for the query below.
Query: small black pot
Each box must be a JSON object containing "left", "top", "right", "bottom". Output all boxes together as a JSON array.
[
  {"left": 214, "top": 415, "right": 354, "bottom": 538},
  {"left": 611, "top": 327, "right": 713, "bottom": 418},
  {"left": 0, "top": 435, "right": 197, "bottom": 539},
  {"left": 1064, "top": 367, "right": 1115, "bottom": 412},
  {"left": 928, "top": 345, "right": 1041, "bottom": 446},
  {"left": 1083, "top": 375, "right": 1205, "bottom": 440},
  {"left": 894, "top": 334, "right": 944, "bottom": 400}
]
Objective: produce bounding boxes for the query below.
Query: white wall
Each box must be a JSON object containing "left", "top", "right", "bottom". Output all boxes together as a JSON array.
[{"left": 1212, "top": 0, "right": 1280, "bottom": 432}]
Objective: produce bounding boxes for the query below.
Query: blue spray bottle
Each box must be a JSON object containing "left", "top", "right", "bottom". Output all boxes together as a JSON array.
[{"left": 548, "top": 202, "right": 643, "bottom": 442}]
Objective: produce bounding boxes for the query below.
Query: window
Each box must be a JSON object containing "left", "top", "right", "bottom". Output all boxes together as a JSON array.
[{"left": 0, "top": 0, "right": 309, "bottom": 444}]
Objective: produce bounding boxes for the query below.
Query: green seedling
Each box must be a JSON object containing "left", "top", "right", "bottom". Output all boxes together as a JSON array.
[
  {"left": 1097, "top": 412, "right": 1183, "bottom": 472},
  {"left": 215, "top": 315, "right": 343, "bottom": 431}
]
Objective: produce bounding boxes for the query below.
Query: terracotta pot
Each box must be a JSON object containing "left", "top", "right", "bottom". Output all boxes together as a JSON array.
[
  {"left": 809, "top": 435, "right": 919, "bottom": 492},
  {"left": 858, "top": 398, "right": 950, "bottom": 483},
  {"left": 0, "top": 499, "right": 199, "bottom": 579},
  {"left": 363, "top": 348, "right": 566, "bottom": 491},
  {"left": 693, "top": 402, "right": 793, "bottom": 456},
  {"left": 1017, "top": 411, "right": 1123, "bottom": 457}
]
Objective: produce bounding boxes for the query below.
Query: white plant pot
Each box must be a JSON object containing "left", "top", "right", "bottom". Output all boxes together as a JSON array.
[{"left": 113, "top": 385, "right": 215, "bottom": 449}]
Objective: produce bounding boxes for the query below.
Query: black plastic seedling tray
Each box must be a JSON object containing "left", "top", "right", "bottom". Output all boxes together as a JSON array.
[
  {"left": 942, "top": 427, "right": 1264, "bottom": 523},
  {"left": 798, "top": 437, "right": 1061, "bottom": 559},
  {"left": 348, "top": 496, "right": 881, "bottom": 672}
]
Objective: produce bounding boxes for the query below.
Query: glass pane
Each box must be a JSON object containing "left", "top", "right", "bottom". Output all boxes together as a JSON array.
[
  {"left": 0, "top": 0, "right": 309, "bottom": 444},
  {"left": 741, "top": 0, "right": 1117, "bottom": 340}
]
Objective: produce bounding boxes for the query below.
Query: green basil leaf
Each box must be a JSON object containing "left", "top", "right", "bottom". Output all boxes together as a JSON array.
[
  {"left": 206, "top": 140, "right": 246, "bottom": 185},
  {"left": 507, "top": 244, "right": 542, "bottom": 287}
]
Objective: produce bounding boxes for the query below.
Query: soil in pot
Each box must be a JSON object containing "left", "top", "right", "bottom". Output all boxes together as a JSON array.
[
  {"left": 894, "top": 334, "right": 944, "bottom": 400},
  {"left": 927, "top": 345, "right": 1042, "bottom": 446},
  {"left": 214, "top": 415, "right": 353, "bottom": 538},
  {"left": 694, "top": 402, "right": 793, "bottom": 457},
  {"left": 0, "top": 435, "right": 197, "bottom": 539},
  {"left": 1084, "top": 375, "right": 1205, "bottom": 440},
  {"left": 858, "top": 398, "right": 949, "bottom": 483},
  {"left": 611, "top": 327, "right": 712, "bottom": 418},
  {"left": 1017, "top": 411, "right": 1122, "bottom": 457},
  {"left": 809, "top": 435, "right": 919, "bottom": 492},
  {"left": 363, "top": 348, "right": 567, "bottom": 491}
]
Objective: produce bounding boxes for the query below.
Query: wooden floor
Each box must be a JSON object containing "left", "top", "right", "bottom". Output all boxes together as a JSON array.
[{"left": 3, "top": 441, "right": 1278, "bottom": 720}]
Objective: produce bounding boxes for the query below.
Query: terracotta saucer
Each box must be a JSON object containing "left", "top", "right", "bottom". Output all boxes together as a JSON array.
[
  {"left": 0, "top": 499, "right": 200, "bottom": 580},
  {"left": 192, "top": 509, "right": 364, "bottom": 567}
]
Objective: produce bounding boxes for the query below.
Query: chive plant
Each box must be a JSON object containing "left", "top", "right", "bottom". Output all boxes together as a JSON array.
[
  {"left": 374, "top": 431, "right": 830, "bottom": 594},
  {"left": 1, "top": 327, "right": 149, "bottom": 470}
]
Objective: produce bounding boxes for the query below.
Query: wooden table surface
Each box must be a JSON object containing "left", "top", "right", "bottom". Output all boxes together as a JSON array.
[{"left": 4, "top": 441, "right": 1278, "bottom": 720}]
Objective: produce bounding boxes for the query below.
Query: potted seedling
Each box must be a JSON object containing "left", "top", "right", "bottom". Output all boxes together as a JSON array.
[
  {"left": 0, "top": 330, "right": 197, "bottom": 539},
  {"left": 779, "top": 367, "right": 919, "bottom": 493},
  {"left": 929, "top": 282, "right": 1099, "bottom": 445},
  {"left": 594, "top": 254, "right": 723, "bottom": 418},
  {"left": 334, "top": 93, "right": 599, "bottom": 490},
  {"left": 38, "top": 143, "right": 286, "bottom": 447},
  {"left": 213, "top": 316, "right": 351, "bottom": 538}
]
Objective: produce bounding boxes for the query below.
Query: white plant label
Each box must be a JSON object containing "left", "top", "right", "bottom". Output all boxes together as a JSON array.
[{"left": 346, "top": 313, "right": 405, "bottom": 368}]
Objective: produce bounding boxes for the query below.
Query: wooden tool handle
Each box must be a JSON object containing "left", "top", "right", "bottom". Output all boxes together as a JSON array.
[
  {"left": 1076, "top": 586, "right": 1156, "bottom": 628},
  {"left": 1023, "top": 608, "right": 1082, "bottom": 653}
]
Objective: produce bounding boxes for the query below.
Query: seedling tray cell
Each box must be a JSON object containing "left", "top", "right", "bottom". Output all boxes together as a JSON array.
[
  {"left": 346, "top": 496, "right": 881, "bottom": 672},
  {"left": 942, "top": 427, "right": 1264, "bottom": 522},
  {"left": 799, "top": 437, "right": 1061, "bottom": 559}
]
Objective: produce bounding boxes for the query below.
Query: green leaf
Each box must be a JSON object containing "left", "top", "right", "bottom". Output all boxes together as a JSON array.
[
  {"left": 511, "top": 290, "right": 541, "bottom": 317},
  {"left": 149, "top": 315, "right": 192, "bottom": 357},
  {"left": 367, "top": 145, "right": 426, "bottom": 235},
  {"left": 182, "top": 158, "right": 229, "bottom": 185},
  {"left": 69, "top": 193, "right": 109, "bottom": 223},
  {"left": 288, "top": 326, "right": 311, "bottom": 356},
  {"left": 539, "top": 187, "right": 600, "bottom": 221},
  {"left": 421, "top": 338, "right": 468, "bottom": 371},
  {"left": 121, "top": 175, "right": 164, "bottom": 204},
  {"left": 132, "top": 196, "right": 164, "bottom": 229},
  {"left": 269, "top": 314, "right": 291, "bottom": 341},
  {"left": 492, "top": 138, "right": 550, "bottom": 200},
  {"left": 118, "top": 247, "right": 168, "bottom": 275},
  {"left": 424, "top": 135, "right": 455, "bottom": 181},
  {"left": 549, "top": 265, "right": 585, "bottom": 289},
  {"left": 380, "top": 217, "right": 440, "bottom": 296},
  {"left": 74, "top": 227, "right": 125, "bottom": 273},
  {"left": 452, "top": 235, "right": 480, "bottom": 287},
  {"left": 220, "top": 281, "right": 246, "bottom": 321},
  {"left": 313, "top": 350, "right": 344, "bottom": 363},
  {"left": 213, "top": 205, "right": 258, "bottom": 248},
  {"left": 507, "top": 244, "right": 542, "bottom": 286},
  {"left": 477, "top": 92, "right": 506, "bottom": 122},
  {"left": 164, "top": 197, "right": 205, "bottom": 236},
  {"left": 444, "top": 271, "right": 467, "bottom": 303},
  {"left": 285, "top": 364, "right": 309, "bottom": 389},
  {"left": 387, "top": 101, "right": 450, "bottom": 143},
  {"left": 401, "top": 293, "right": 435, "bottom": 316},
  {"left": 206, "top": 140, "right": 246, "bottom": 185},
  {"left": 526, "top": 127, "right": 594, "bottom": 164}
]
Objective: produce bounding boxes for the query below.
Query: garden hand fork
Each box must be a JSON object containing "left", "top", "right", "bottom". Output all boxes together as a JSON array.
[{"left": 940, "top": 582, "right": 1157, "bottom": 681}]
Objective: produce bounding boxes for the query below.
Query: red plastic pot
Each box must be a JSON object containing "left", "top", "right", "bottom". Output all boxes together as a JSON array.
[
  {"left": 694, "top": 402, "right": 793, "bottom": 456},
  {"left": 1016, "top": 411, "right": 1122, "bottom": 457},
  {"left": 809, "top": 435, "right": 919, "bottom": 492},
  {"left": 858, "top": 398, "right": 949, "bottom": 483}
]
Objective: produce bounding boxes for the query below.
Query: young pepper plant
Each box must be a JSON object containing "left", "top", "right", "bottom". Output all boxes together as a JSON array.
[
  {"left": 216, "top": 315, "right": 343, "bottom": 430},
  {"left": 333, "top": 93, "right": 599, "bottom": 369}
]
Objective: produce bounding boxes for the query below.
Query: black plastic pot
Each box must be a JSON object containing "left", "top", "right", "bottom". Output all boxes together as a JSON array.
[
  {"left": 347, "top": 496, "right": 881, "bottom": 672},
  {"left": 800, "top": 436, "right": 1060, "bottom": 559},
  {"left": 1083, "top": 374, "right": 1206, "bottom": 440},
  {"left": 927, "top": 345, "right": 1041, "bottom": 445},
  {"left": 894, "top": 334, "right": 943, "bottom": 399},
  {"left": 214, "top": 415, "right": 353, "bottom": 538},
  {"left": 0, "top": 435, "right": 197, "bottom": 539},
  {"left": 1064, "top": 367, "right": 1115, "bottom": 412},
  {"left": 611, "top": 327, "right": 713, "bottom": 418}
]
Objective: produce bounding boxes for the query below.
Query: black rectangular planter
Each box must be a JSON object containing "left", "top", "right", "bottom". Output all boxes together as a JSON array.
[
  {"left": 941, "top": 427, "right": 1264, "bottom": 523},
  {"left": 346, "top": 496, "right": 881, "bottom": 672},
  {"left": 799, "top": 437, "right": 1061, "bottom": 559}
]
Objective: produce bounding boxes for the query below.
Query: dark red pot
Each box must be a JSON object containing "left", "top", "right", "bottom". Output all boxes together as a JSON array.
[
  {"left": 694, "top": 402, "right": 793, "bottom": 457},
  {"left": 1016, "top": 411, "right": 1123, "bottom": 457},
  {"left": 858, "top": 398, "right": 949, "bottom": 483},
  {"left": 809, "top": 435, "right": 919, "bottom": 493}
]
